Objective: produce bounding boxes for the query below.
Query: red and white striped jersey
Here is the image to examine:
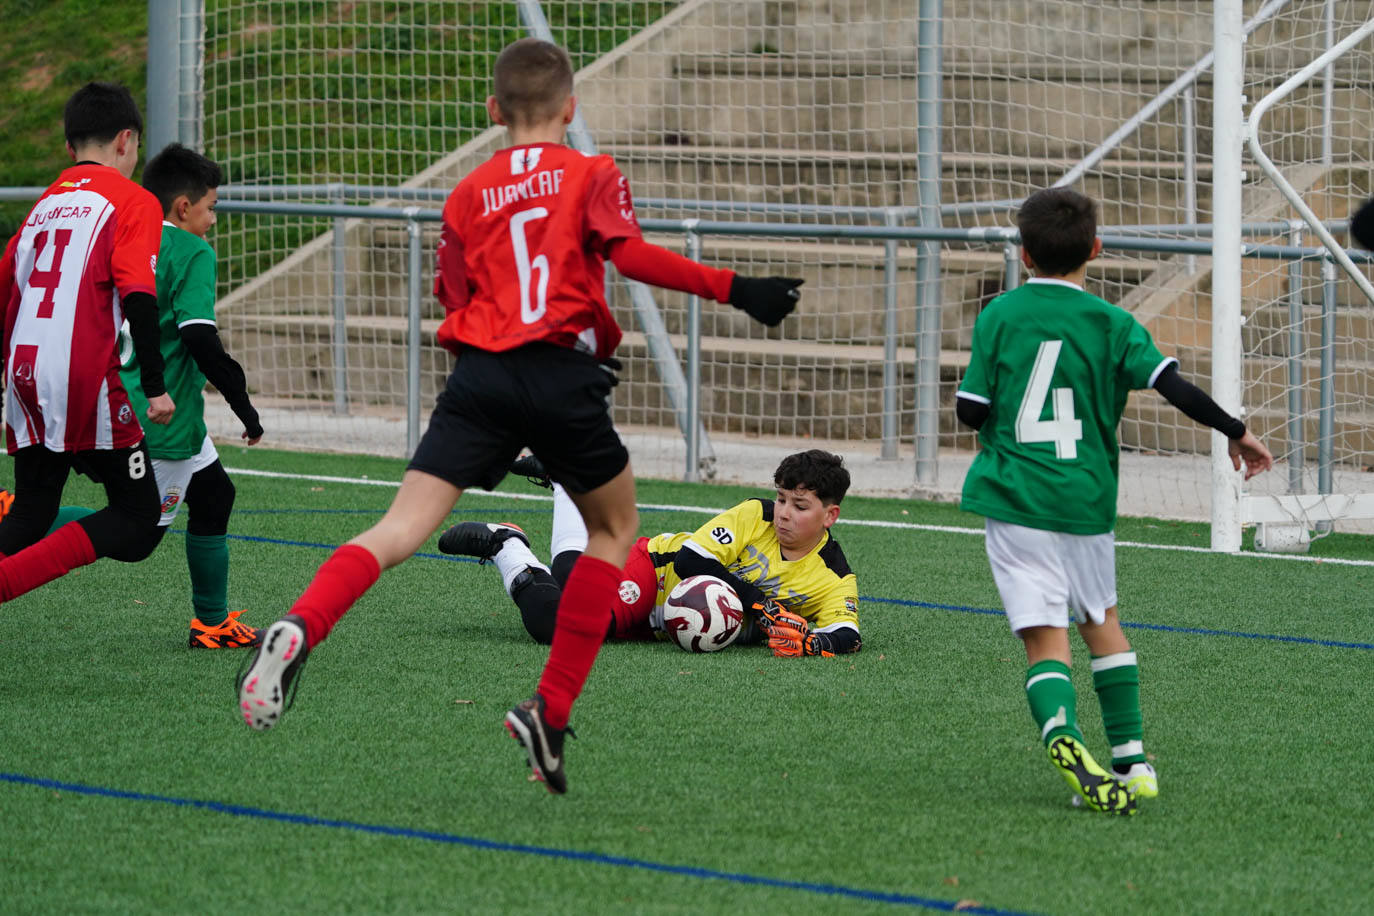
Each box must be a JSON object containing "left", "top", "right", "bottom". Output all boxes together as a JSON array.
[
  {"left": 433, "top": 143, "right": 642, "bottom": 361},
  {"left": 0, "top": 163, "right": 163, "bottom": 452}
]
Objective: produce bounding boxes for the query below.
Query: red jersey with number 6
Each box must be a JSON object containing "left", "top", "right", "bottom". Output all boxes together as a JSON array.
[
  {"left": 433, "top": 143, "right": 641, "bottom": 361},
  {"left": 0, "top": 164, "right": 162, "bottom": 453}
]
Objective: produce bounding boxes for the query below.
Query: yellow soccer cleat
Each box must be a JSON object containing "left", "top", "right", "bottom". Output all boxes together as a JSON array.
[{"left": 1047, "top": 735, "right": 1137, "bottom": 815}]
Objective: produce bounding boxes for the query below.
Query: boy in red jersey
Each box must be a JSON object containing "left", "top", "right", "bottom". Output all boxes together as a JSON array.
[
  {"left": 0, "top": 82, "right": 175, "bottom": 604},
  {"left": 237, "top": 39, "right": 801, "bottom": 794}
]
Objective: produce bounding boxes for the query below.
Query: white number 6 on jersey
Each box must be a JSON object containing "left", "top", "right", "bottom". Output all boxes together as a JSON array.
[
  {"left": 1016, "top": 339, "right": 1083, "bottom": 459},
  {"left": 509, "top": 207, "right": 549, "bottom": 324}
]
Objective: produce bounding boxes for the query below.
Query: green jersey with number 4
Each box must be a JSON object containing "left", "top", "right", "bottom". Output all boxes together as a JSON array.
[
  {"left": 958, "top": 279, "right": 1174, "bottom": 534},
  {"left": 119, "top": 223, "right": 215, "bottom": 460}
]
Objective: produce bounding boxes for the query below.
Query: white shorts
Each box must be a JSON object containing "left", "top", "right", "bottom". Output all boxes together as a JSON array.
[
  {"left": 151, "top": 434, "right": 220, "bottom": 527},
  {"left": 984, "top": 518, "right": 1117, "bottom": 634}
]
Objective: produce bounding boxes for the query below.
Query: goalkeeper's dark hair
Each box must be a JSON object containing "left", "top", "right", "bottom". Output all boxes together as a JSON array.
[
  {"left": 774, "top": 450, "right": 850, "bottom": 505},
  {"left": 142, "top": 143, "right": 222, "bottom": 215},
  {"left": 492, "top": 38, "right": 573, "bottom": 127},
  {"left": 1017, "top": 187, "right": 1097, "bottom": 277},
  {"left": 64, "top": 82, "right": 143, "bottom": 149}
]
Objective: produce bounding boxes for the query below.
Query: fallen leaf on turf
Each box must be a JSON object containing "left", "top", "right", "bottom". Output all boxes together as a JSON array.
[
  {"left": 636, "top": 825, "right": 651, "bottom": 833},
  {"left": 453, "top": 699, "right": 473, "bottom": 705},
  {"left": 943, "top": 876, "right": 959, "bottom": 886},
  {"left": 878, "top": 654, "right": 886, "bottom": 660},
  {"left": 677, "top": 670, "right": 693, "bottom": 676},
  {"left": 310, "top": 486, "right": 324, "bottom": 492},
  {"left": 133, "top": 599, "right": 146, "bottom": 605},
  {"left": 954, "top": 900, "right": 980, "bottom": 911}
]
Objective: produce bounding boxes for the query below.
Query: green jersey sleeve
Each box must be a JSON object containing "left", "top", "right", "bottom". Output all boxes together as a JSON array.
[
  {"left": 1115, "top": 314, "right": 1173, "bottom": 391},
  {"left": 171, "top": 244, "right": 217, "bottom": 328}
]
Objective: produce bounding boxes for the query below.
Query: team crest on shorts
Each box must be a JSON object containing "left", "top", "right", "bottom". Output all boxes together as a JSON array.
[
  {"left": 117, "top": 404, "right": 133, "bottom": 424},
  {"left": 618, "top": 579, "right": 641, "bottom": 605},
  {"left": 161, "top": 486, "right": 181, "bottom": 515}
]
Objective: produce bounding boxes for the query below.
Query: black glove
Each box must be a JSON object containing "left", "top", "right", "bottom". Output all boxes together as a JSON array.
[
  {"left": 1350, "top": 197, "right": 1374, "bottom": 250},
  {"left": 728, "top": 275, "right": 803, "bottom": 327}
]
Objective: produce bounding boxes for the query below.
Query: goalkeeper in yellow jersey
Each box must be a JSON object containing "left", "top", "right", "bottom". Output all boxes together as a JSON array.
[{"left": 439, "top": 449, "right": 860, "bottom": 656}]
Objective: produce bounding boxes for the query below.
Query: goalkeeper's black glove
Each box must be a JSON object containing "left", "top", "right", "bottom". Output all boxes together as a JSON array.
[
  {"left": 1351, "top": 197, "right": 1374, "bottom": 251},
  {"left": 728, "top": 275, "right": 803, "bottom": 327}
]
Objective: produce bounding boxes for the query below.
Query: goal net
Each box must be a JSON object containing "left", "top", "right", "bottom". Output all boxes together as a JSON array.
[{"left": 181, "top": 1, "right": 1374, "bottom": 526}]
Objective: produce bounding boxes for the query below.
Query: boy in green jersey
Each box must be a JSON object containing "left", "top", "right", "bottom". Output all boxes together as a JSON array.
[
  {"left": 956, "top": 188, "right": 1273, "bottom": 814},
  {"left": 121, "top": 143, "right": 266, "bottom": 648}
]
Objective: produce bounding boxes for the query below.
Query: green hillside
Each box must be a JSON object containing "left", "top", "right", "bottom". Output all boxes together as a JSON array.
[{"left": 0, "top": 0, "right": 147, "bottom": 236}]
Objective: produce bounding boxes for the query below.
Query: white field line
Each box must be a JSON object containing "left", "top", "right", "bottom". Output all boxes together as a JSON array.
[{"left": 226, "top": 466, "right": 1374, "bottom": 568}]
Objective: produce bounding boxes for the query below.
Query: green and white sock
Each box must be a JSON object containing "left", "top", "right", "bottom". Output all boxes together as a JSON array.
[
  {"left": 186, "top": 533, "right": 230, "bottom": 628},
  {"left": 1091, "top": 651, "right": 1146, "bottom": 768},
  {"left": 1026, "top": 659, "right": 1082, "bottom": 746}
]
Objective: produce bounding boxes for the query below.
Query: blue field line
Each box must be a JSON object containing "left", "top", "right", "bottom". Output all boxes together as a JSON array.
[
  {"left": 868, "top": 595, "right": 1374, "bottom": 651},
  {"left": 0, "top": 772, "right": 1029, "bottom": 916}
]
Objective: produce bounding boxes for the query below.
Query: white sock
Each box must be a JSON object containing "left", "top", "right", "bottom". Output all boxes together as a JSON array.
[
  {"left": 492, "top": 537, "right": 549, "bottom": 596},
  {"left": 550, "top": 483, "right": 589, "bottom": 557}
]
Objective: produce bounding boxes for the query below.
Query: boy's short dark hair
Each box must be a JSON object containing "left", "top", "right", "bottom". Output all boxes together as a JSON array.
[
  {"left": 773, "top": 450, "right": 850, "bottom": 505},
  {"left": 1017, "top": 188, "right": 1097, "bottom": 276},
  {"left": 64, "top": 82, "right": 144, "bottom": 149},
  {"left": 142, "top": 143, "right": 223, "bottom": 215},
  {"left": 492, "top": 38, "right": 574, "bottom": 127}
]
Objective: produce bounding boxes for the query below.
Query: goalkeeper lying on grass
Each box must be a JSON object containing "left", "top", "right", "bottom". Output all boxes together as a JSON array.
[{"left": 440, "top": 449, "right": 861, "bottom": 656}]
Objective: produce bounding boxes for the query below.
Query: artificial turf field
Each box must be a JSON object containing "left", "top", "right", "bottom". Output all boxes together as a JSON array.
[{"left": 1, "top": 446, "right": 1369, "bottom": 914}]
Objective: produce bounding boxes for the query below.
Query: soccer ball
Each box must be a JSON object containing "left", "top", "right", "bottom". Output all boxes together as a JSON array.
[{"left": 662, "top": 575, "right": 745, "bottom": 653}]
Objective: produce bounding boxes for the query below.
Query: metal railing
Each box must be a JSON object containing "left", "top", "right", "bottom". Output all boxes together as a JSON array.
[{"left": 4, "top": 185, "right": 1369, "bottom": 492}]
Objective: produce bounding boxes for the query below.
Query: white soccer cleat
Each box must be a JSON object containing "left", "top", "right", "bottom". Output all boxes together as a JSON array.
[
  {"left": 237, "top": 616, "right": 309, "bottom": 730},
  {"left": 1113, "top": 762, "right": 1158, "bottom": 799}
]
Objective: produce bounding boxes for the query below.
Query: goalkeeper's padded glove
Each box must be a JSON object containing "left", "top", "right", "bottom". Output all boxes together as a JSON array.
[
  {"left": 728, "top": 275, "right": 803, "bottom": 327},
  {"left": 765, "top": 610, "right": 809, "bottom": 657},
  {"left": 755, "top": 605, "right": 835, "bottom": 658},
  {"left": 752, "top": 599, "right": 791, "bottom": 631}
]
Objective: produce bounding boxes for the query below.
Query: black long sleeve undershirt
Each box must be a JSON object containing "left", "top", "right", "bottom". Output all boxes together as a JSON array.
[
  {"left": 1151, "top": 364, "right": 1245, "bottom": 439},
  {"left": 672, "top": 545, "right": 862, "bottom": 655},
  {"left": 123, "top": 292, "right": 167, "bottom": 398},
  {"left": 178, "top": 323, "right": 263, "bottom": 438},
  {"left": 954, "top": 365, "right": 1245, "bottom": 440},
  {"left": 955, "top": 394, "right": 989, "bottom": 431}
]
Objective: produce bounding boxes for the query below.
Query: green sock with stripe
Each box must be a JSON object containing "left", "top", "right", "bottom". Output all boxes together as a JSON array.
[
  {"left": 1025, "top": 659, "right": 1082, "bottom": 746},
  {"left": 186, "top": 533, "right": 230, "bottom": 628},
  {"left": 46, "top": 506, "right": 96, "bottom": 535},
  {"left": 1091, "top": 651, "right": 1146, "bottom": 767}
]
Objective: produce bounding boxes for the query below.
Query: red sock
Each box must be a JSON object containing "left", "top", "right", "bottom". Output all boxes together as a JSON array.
[
  {"left": 288, "top": 544, "right": 381, "bottom": 648},
  {"left": 536, "top": 555, "right": 618, "bottom": 728},
  {"left": 0, "top": 522, "right": 97, "bottom": 602}
]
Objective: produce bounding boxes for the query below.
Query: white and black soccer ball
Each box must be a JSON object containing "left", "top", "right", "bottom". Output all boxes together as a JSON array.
[{"left": 662, "top": 574, "right": 744, "bottom": 653}]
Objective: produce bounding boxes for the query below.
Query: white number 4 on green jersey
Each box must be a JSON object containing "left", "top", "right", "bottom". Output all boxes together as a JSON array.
[{"left": 1016, "top": 339, "right": 1083, "bottom": 459}]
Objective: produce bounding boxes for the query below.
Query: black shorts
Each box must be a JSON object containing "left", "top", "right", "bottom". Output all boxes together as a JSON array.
[
  {"left": 408, "top": 344, "right": 629, "bottom": 494},
  {"left": 0, "top": 441, "right": 160, "bottom": 555}
]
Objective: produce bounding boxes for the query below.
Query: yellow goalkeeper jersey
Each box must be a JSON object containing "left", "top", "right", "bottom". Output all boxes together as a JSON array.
[{"left": 646, "top": 498, "right": 859, "bottom": 634}]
